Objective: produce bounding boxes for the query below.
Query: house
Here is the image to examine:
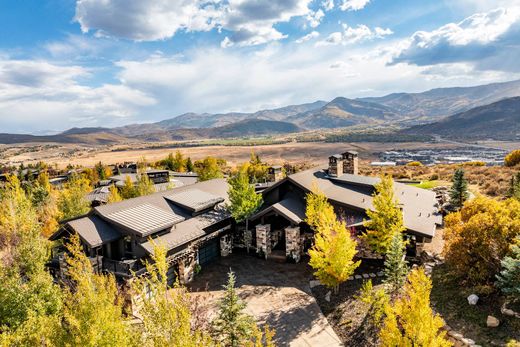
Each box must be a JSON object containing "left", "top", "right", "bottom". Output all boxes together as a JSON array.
[
  {"left": 108, "top": 169, "right": 198, "bottom": 192},
  {"left": 248, "top": 151, "right": 442, "bottom": 262},
  {"left": 49, "top": 178, "right": 233, "bottom": 286}
]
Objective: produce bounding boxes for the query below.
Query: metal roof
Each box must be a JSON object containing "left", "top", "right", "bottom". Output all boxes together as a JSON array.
[
  {"left": 250, "top": 196, "right": 306, "bottom": 225},
  {"left": 165, "top": 189, "right": 224, "bottom": 213},
  {"left": 104, "top": 203, "right": 185, "bottom": 237},
  {"left": 67, "top": 215, "right": 120, "bottom": 248}
]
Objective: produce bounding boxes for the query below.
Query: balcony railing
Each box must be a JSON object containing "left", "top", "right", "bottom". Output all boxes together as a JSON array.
[{"left": 102, "top": 258, "right": 147, "bottom": 277}]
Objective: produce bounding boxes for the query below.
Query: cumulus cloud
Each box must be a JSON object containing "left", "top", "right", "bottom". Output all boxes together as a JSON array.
[
  {"left": 295, "top": 31, "right": 320, "bottom": 43},
  {"left": 322, "top": 0, "right": 334, "bottom": 11},
  {"left": 75, "top": 0, "right": 313, "bottom": 47},
  {"left": 391, "top": 7, "right": 520, "bottom": 72},
  {"left": 306, "top": 9, "right": 325, "bottom": 28},
  {"left": 340, "top": 0, "right": 370, "bottom": 11},
  {"left": 318, "top": 23, "right": 393, "bottom": 45},
  {"left": 0, "top": 59, "right": 155, "bottom": 132}
]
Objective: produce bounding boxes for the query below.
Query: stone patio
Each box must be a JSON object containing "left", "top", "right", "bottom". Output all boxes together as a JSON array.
[{"left": 188, "top": 253, "right": 343, "bottom": 347}]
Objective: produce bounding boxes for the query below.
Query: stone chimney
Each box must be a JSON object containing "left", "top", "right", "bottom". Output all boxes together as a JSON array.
[
  {"left": 342, "top": 151, "right": 359, "bottom": 175},
  {"left": 267, "top": 165, "right": 283, "bottom": 182},
  {"left": 328, "top": 154, "right": 343, "bottom": 177}
]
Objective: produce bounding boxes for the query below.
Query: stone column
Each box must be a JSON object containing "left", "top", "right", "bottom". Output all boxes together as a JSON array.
[
  {"left": 220, "top": 234, "right": 233, "bottom": 257},
  {"left": 285, "top": 226, "right": 302, "bottom": 263},
  {"left": 178, "top": 253, "right": 196, "bottom": 284},
  {"left": 256, "top": 224, "right": 271, "bottom": 258}
]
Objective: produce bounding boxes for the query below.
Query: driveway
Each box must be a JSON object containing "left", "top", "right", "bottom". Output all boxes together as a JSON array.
[{"left": 188, "top": 253, "right": 343, "bottom": 347}]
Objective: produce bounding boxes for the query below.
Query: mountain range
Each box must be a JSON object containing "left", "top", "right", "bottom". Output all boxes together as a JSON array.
[{"left": 2, "top": 79, "right": 520, "bottom": 144}]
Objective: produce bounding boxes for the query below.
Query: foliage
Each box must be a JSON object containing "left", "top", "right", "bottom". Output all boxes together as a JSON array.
[
  {"left": 95, "top": 161, "right": 112, "bottom": 180},
  {"left": 444, "top": 196, "right": 520, "bottom": 286},
  {"left": 121, "top": 175, "right": 136, "bottom": 199},
  {"left": 58, "top": 174, "right": 91, "bottom": 220},
  {"left": 509, "top": 171, "right": 520, "bottom": 201},
  {"left": 108, "top": 184, "right": 123, "bottom": 203},
  {"left": 496, "top": 236, "right": 520, "bottom": 301},
  {"left": 244, "top": 151, "right": 268, "bottom": 183},
  {"left": 228, "top": 166, "right": 263, "bottom": 227},
  {"left": 136, "top": 173, "right": 155, "bottom": 197},
  {"left": 245, "top": 325, "right": 275, "bottom": 347},
  {"left": 186, "top": 157, "right": 194, "bottom": 172},
  {"left": 195, "top": 156, "right": 225, "bottom": 181},
  {"left": 61, "top": 235, "right": 135, "bottom": 347},
  {"left": 306, "top": 186, "right": 360, "bottom": 293},
  {"left": 356, "top": 280, "right": 389, "bottom": 327},
  {"left": 383, "top": 233, "right": 409, "bottom": 294},
  {"left": 212, "top": 271, "right": 255, "bottom": 347},
  {"left": 362, "top": 175, "right": 405, "bottom": 254},
  {"left": 449, "top": 168, "right": 469, "bottom": 210},
  {"left": 161, "top": 151, "right": 187, "bottom": 172},
  {"left": 406, "top": 161, "right": 423, "bottom": 166},
  {"left": 379, "top": 268, "right": 452, "bottom": 347},
  {"left": 505, "top": 149, "right": 520, "bottom": 167},
  {"left": 132, "top": 242, "right": 213, "bottom": 347}
]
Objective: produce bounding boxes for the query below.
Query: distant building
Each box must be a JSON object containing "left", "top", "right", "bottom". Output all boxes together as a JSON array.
[{"left": 370, "top": 161, "right": 396, "bottom": 166}]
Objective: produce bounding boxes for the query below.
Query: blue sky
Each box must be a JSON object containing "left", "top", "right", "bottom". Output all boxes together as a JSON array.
[{"left": 1, "top": 0, "right": 519, "bottom": 133}]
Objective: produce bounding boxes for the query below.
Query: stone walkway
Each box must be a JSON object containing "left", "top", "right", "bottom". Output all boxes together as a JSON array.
[{"left": 188, "top": 253, "right": 343, "bottom": 347}]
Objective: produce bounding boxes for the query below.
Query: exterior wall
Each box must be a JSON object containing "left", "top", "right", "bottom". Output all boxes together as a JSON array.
[
  {"left": 328, "top": 157, "right": 343, "bottom": 177},
  {"left": 220, "top": 234, "right": 233, "bottom": 257},
  {"left": 342, "top": 153, "right": 359, "bottom": 175},
  {"left": 285, "top": 226, "right": 302, "bottom": 262},
  {"left": 256, "top": 224, "right": 271, "bottom": 258}
]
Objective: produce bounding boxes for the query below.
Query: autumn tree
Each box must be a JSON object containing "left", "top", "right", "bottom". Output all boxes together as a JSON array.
[
  {"left": 132, "top": 242, "right": 213, "bottom": 347},
  {"left": 444, "top": 197, "right": 520, "bottom": 286},
  {"left": 212, "top": 271, "right": 255, "bottom": 347},
  {"left": 186, "top": 157, "right": 194, "bottom": 172},
  {"left": 357, "top": 280, "right": 389, "bottom": 327},
  {"left": 383, "top": 233, "right": 409, "bottom": 294},
  {"left": 58, "top": 174, "right": 91, "bottom": 220},
  {"left": 496, "top": 235, "right": 520, "bottom": 302},
  {"left": 508, "top": 171, "right": 520, "bottom": 200},
  {"left": 120, "top": 176, "right": 136, "bottom": 199},
  {"left": 449, "top": 168, "right": 469, "bottom": 210},
  {"left": 362, "top": 175, "right": 405, "bottom": 254},
  {"left": 306, "top": 186, "right": 361, "bottom": 293},
  {"left": 61, "top": 235, "right": 135, "bottom": 347},
  {"left": 135, "top": 173, "right": 155, "bottom": 197},
  {"left": 31, "top": 171, "right": 59, "bottom": 237},
  {"left": 107, "top": 184, "right": 123, "bottom": 203},
  {"left": 228, "top": 166, "right": 263, "bottom": 234},
  {"left": 505, "top": 149, "right": 520, "bottom": 167},
  {"left": 95, "top": 161, "right": 112, "bottom": 180},
  {"left": 379, "top": 268, "right": 452, "bottom": 347},
  {"left": 195, "top": 156, "right": 224, "bottom": 181}
]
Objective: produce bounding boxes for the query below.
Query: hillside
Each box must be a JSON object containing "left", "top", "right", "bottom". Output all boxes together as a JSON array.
[
  {"left": 405, "top": 97, "right": 520, "bottom": 140},
  {"left": 359, "top": 79, "right": 520, "bottom": 120}
]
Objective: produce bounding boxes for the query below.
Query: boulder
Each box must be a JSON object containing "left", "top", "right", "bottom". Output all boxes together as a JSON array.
[
  {"left": 486, "top": 315, "right": 500, "bottom": 327},
  {"left": 309, "top": 280, "right": 321, "bottom": 288},
  {"left": 325, "top": 291, "right": 331, "bottom": 302},
  {"left": 467, "top": 294, "right": 479, "bottom": 305}
]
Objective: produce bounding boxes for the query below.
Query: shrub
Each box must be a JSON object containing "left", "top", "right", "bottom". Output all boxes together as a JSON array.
[
  {"left": 505, "top": 149, "right": 520, "bottom": 167},
  {"left": 407, "top": 161, "right": 423, "bottom": 167}
]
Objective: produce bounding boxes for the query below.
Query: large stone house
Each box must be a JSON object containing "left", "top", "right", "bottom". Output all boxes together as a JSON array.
[{"left": 49, "top": 151, "right": 441, "bottom": 286}]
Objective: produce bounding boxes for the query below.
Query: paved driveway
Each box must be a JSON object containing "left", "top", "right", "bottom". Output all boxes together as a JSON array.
[{"left": 188, "top": 253, "right": 343, "bottom": 347}]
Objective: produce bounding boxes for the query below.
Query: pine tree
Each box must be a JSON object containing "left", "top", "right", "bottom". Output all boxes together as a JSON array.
[
  {"left": 508, "top": 171, "right": 520, "bottom": 200},
  {"left": 379, "top": 268, "right": 452, "bottom": 347},
  {"left": 212, "top": 271, "right": 255, "bottom": 347},
  {"left": 306, "top": 186, "right": 361, "bottom": 293},
  {"left": 186, "top": 157, "right": 194, "bottom": 172},
  {"left": 449, "top": 168, "right": 469, "bottom": 210},
  {"left": 228, "top": 167, "right": 263, "bottom": 234},
  {"left": 383, "top": 233, "right": 409, "bottom": 294},
  {"left": 496, "top": 236, "right": 520, "bottom": 301},
  {"left": 362, "top": 175, "right": 405, "bottom": 254}
]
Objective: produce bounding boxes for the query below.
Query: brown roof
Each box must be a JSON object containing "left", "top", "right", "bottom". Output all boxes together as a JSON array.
[{"left": 66, "top": 215, "right": 120, "bottom": 248}]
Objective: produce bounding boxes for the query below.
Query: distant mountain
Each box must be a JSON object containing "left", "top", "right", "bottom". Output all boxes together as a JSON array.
[
  {"left": 0, "top": 131, "right": 130, "bottom": 145},
  {"left": 405, "top": 97, "right": 520, "bottom": 140},
  {"left": 288, "top": 97, "right": 399, "bottom": 128},
  {"left": 359, "top": 79, "right": 520, "bottom": 121}
]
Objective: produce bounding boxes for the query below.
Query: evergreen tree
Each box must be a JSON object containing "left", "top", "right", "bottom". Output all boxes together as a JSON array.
[
  {"left": 107, "top": 185, "right": 123, "bottom": 203},
  {"left": 449, "top": 168, "right": 469, "bottom": 210},
  {"left": 186, "top": 157, "right": 194, "bottom": 172},
  {"left": 496, "top": 236, "right": 520, "bottom": 302},
  {"left": 508, "top": 171, "right": 520, "bottom": 200},
  {"left": 212, "top": 271, "right": 255, "bottom": 347},
  {"left": 383, "top": 233, "right": 409, "bottom": 294},
  {"left": 228, "top": 167, "right": 263, "bottom": 234},
  {"left": 379, "top": 268, "right": 452, "bottom": 347},
  {"left": 362, "top": 175, "right": 405, "bottom": 254}
]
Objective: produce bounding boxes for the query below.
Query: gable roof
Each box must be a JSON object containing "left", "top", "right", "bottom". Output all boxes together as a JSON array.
[
  {"left": 65, "top": 215, "right": 120, "bottom": 248},
  {"left": 250, "top": 196, "right": 306, "bottom": 225},
  {"left": 165, "top": 189, "right": 224, "bottom": 213},
  {"left": 264, "top": 167, "right": 441, "bottom": 238}
]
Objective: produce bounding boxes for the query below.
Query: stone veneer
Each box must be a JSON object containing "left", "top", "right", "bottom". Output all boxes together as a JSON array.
[
  {"left": 256, "top": 224, "right": 271, "bottom": 258},
  {"left": 285, "top": 226, "right": 302, "bottom": 262},
  {"left": 220, "top": 234, "right": 233, "bottom": 257}
]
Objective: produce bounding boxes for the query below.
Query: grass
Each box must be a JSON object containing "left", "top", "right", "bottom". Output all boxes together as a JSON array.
[
  {"left": 411, "top": 180, "right": 441, "bottom": 189},
  {"left": 430, "top": 264, "right": 520, "bottom": 346}
]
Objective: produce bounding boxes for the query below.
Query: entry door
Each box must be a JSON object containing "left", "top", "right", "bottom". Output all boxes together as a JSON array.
[{"left": 198, "top": 238, "right": 220, "bottom": 266}]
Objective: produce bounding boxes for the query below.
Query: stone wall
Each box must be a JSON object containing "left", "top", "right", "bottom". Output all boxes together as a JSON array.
[
  {"left": 178, "top": 253, "right": 197, "bottom": 284},
  {"left": 220, "top": 234, "right": 233, "bottom": 257},
  {"left": 256, "top": 224, "right": 271, "bottom": 258},
  {"left": 285, "top": 226, "right": 302, "bottom": 262}
]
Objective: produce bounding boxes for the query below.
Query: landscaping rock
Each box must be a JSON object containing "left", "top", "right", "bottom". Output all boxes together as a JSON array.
[
  {"left": 355, "top": 275, "right": 362, "bottom": 279},
  {"left": 462, "top": 337, "right": 475, "bottom": 345},
  {"left": 362, "top": 274, "right": 369, "bottom": 279},
  {"left": 486, "top": 315, "right": 500, "bottom": 327},
  {"left": 325, "top": 291, "right": 331, "bottom": 302},
  {"left": 369, "top": 273, "right": 376, "bottom": 278},
  {"left": 309, "top": 280, "right": 321, "bottom": 288},
  {"left": 467, "top": 294, "right": 479, "bottom": 305},
  {"left": 502, "top": 308, "right": 516, "bottom": 317}
]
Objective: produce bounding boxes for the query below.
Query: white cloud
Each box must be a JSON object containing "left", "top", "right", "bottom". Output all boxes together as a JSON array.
[
  {"left": 306, "top": 9, "right": 325, "bottom": 28},
  {"left": 322, "top": 0, "right": 334, "bottom": 11},
  {"left": 339, "top": 0, "right": 370, "bottom": 11},
  {"left": 75, "top": 0, "right": 313, "bottom": 47},
  {"left": 295, "top": 31, "right": 320, "bottom": 43},
  {"left": 391, "top": 7, "right": 520, "bottom": 71},
  {"left": 318, "top": 23, "right": 392, "bottom": 45}
]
